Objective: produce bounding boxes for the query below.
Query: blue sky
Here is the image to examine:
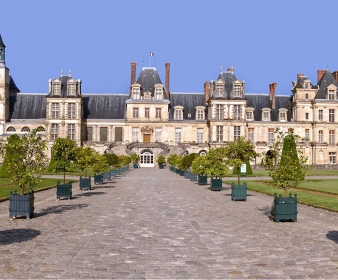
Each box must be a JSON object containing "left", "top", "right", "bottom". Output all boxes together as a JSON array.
[{"left": 1, "top": 0, "right": 338, "bottom": 95}]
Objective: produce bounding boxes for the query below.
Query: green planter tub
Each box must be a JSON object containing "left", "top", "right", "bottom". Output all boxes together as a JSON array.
[
  {"left": 270, "top": 193, "right": 298, "bottom": 223},
  {"left": 210, "top": 178, "right": 222, "bottom": 191},
  {"left": 79, "top": 176, "right": 91, "bottom": 191},
  {"left": 102, "top": 172, "right": 111, "bottom": 181},
  {"left": 9, "top": 191, "right": 34, "bottom": 219},
  {"left": 159, "top": 163, "right": 164, "bottom": 169},
  {"left": 198, "top": 175, "right": 208, "bottom": 185},
  {"left": 133, "top": 163, "right": 138, "bottom": 169},
  {"left": 94, "top": 173, "right": 103, "bottom": 185},
  {"left": 56, "top": 181, "right": 73, "bottom": 200},
  {"left": 231, "top": 182, "right": 247, "bottom": 201},
  {"left": 189, "top": 173, "right": 197, "bottom": 181},
  {"left": 184, "top": 171, "right": 191, "bottom": 179}
]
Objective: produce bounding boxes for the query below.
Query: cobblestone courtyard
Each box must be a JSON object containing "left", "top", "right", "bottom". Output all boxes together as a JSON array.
[{"left": 0, "top": 168, "right": 338, "bottom": 279}]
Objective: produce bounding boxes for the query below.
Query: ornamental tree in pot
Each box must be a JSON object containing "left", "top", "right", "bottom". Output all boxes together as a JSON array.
[
  {"left": 181, "top": 153, "right": 199, "bottom": 178},
  {"left": 167, "top": 154, "right": 180, "bottom": 172},
  {"left": 76, "top": 146, "right": 97, "bottom": 190},
  {"left": 130, "top": 153, "right": 140, "bottom": 168},
  {"left": 156, "top": 154, "right": 166, "bottom": 169},
  {"left": 92, "top": 152, "right": 109, "bottom": 184},
  {"left": 261, "top": 128, "right": 311, "bottom": 222},
  {"left": 1, "top": 130, "right": 47, "bottom": 219},
  {"left": 191, "top": 154, "right": 209, "bottom": 185},
  {"left": 224, "top": 137, "right": 257, "bottom": 200}
]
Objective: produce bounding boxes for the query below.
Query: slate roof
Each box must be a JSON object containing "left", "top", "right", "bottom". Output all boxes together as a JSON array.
[
  {"left": 9, "top": 75, "right": 20, "bottom": 93},
  {"left": 292, "top": 76, "right": 317, "bottom": 90},
  {"left": 246, "top": 94, "right": 292, "bottom": 121},
  {"left": 9, "top": 94, "right": 46, "bottom": 119},
  {"left": 169, "top": 92, "right": 206, "bottom": 120},
  {"left": 315, "top": 70, "right": 338, "bottom": 99},
  {"left": 135, "top": 67, "right": 169, "bottom": 99},
  {"left": 46, "top": 75, "right": 82, "bottom": 98},
  {"left": 83, "top": 94, "right": 129, "bottom": 119},
  {"left": 217, "top": 71, "right": 238, "bottom": 99},
  {"left": 0, "top": 34, "right": 5, "bottom": 47}
]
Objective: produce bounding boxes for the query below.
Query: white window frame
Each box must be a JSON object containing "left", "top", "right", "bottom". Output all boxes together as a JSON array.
[
  {"left": 233, "top": 83, "right": 241, "bottom": 97},
  {"left": 51, "top": 103, "right": 60, "bottom": 119},
  {"left": 175, "top": 128, "right": 182, "bottom": 143},
  {"left": 68, "top": 103, "right": 76, "bottom": 119},
  {"left": 318, "top": 110, "right": 323, "bottom": 121},
  {"left": 234, "top": 126, "right": 240, "bottom": 140},
  {"left": 68, "top": 124, "right": 75, "bottom": 140},
  {"left": 248, "top": 128, "right": 254, "bottom": 143},
  {"left": 215, "top": 105, "right": 223, "bottom": 120},
  {"left": 268, "top": 128, "right": 274, "bottom": 143},
  {"left": 133, "top": 87, "right": 140, "bottom": 99},
  {"left": 68, "top": 83, "right": 76, "bottom": 96},
  {"left": 233, "top": 105, "right": 241, "bottom": 120},
  {"left": 155, "top": 128, "right": 162, "bottom": 142},
  {"left": 133, "top": 107, "right": 139, "bottom": 118},
  {"left": 53, "top": 83, "right": 61, "bottom": 96},
  {"left": 329, "top": 130, "right": 335, "bottom": 144},
  {"left": 318, "top": 130, "right": 323, "bottom": 143},
  {"left": 51, "top": 124, "right": 58, "bottom": 140},
  {"left": 156, "top": 108, "right": 161, "bottom": 118},
  {"left": 329, "top": 109, "right": 335, "bottom": 123},
  {"left": 216, "top": 125, "right": 223, "bottom": 142},
  {"left": 174, "top": 106, "right": 183, "bottom": 120},
  {"left": 132, "top": 127, "right": 139, "bottom": 142},
  {"left": 329, "top": 152, "right": 336, "bottom": 164},
  {"left": 145, "top": 108, "right": 150, "bottom": 118},
  {"left": 197, "top": 128, "right": 203, "bottom": 143}
]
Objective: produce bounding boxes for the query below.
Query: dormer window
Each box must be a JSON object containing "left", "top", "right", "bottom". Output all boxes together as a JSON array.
[
  {"left": 174, "top": 106, "right": 183, "bottom": 120},
  {"left": 233, "top": 83, "right": 241, "bottom": 97},
  {"left": 154, "top": 84, "right": 163, "bottom": 100},
  {"left": 215, "top": 81, "right": 225, "bottom": 97},
  {"left": 67, "top": 83, "right": 76, "bottom": 96},
  {"left": 196, "top": 106, "right": 205, "bottom": 120},
  {"left": 262, "top": 108, "right": 271, "bottom": 121},
  {"left": 132, "top": 87, "right": 140, "bottom": 99},
  {"left": 246, "top": 108, "right": 254, "bottom": 120},
  {"left": 53, "top": 82, "right": 61, "bottom": 96},
  {"left": 328, "top": 89, "right": 335, "bottom": 100},
  {"left": 279, "top": 108, "right": 288, "bottom": 122}
]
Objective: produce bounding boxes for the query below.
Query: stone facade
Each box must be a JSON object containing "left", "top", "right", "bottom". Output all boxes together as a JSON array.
[{"left": 0, "top": 35, "right": 337, "bottom": 167}]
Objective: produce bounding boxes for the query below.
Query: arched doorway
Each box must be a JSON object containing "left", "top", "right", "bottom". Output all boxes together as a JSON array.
[{"left": 140, "top": 149, "right": 154, "bottom": 167}]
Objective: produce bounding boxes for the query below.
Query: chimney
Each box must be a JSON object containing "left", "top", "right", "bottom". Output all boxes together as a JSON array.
[
  {"left": 269, "top": 82, "right": 277, "bottom": 109},
  {"left": 227, "top": 67, "right": 234, "bottom": 73},
  {"left": 165, "top": 62, "right": 170, "bottom": 99},
  {"left": 297, "top": 73, "right": 304, "bottom": 80},
  {"left": 332, "top": 71, "right": 338, "bottom": 83},
  {"left": 204, "top": 81, "right": 210, "bottom": 103},
  {"left": 131, "top": 62, "right": 136, "bottom": 85},
  {"left": 317, "top": 69, "right": 326, "bottom": 83}
]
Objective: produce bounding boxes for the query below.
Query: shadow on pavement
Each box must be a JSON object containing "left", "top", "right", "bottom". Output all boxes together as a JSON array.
[
  {"left": 0, "top": 228, "right": 41, "bottom": 245},
  {"left": 326, "top": 230, "right": 338, "bottom": 244},
  {"left": 76, "top": 191, "right": 106, "bottom": 197},
  {"left": 35, "top": 203, "right": 89, "bottom": 217}
]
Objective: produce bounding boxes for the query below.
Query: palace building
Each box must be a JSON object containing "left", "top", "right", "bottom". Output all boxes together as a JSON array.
[{"left": 0, "top": 34, "right": 337, "bottom": 167}]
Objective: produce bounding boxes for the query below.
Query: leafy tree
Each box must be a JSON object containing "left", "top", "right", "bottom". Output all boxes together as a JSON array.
[
  {"left": 51, "top": 138, "right": 78, "bottom": 184},
  {"left": 167, "top": 154, "right": 180, "bottom": 167},
  {"left": 76, "top": 146, "right": 96, "bottom": 176},
  {"left": 181, "top": 153, "right": 199, "bottom": 171},
  {"left": 156, "top": 154, "right": 166, "bottom": 164},
  {"left": 130, "top": 153, "right": 140, "bottom": 164},
  {"left": 0, "top": 130, "right": 47, "bottom": 195},
  {"left": 224, "top": 137, "right": 257, "bottom": 185},
  {"left": 92, "top": 153, "right": 109, "bottom": 173},
  {"left": 191, "top": 154, "right": 209, "bottom": 176},
  {"left": 205, "top": 147, "right": 229, "bottom": 179},
  {"left": 118, "top": 155, "right": 131, "bottom": 167},
  {"left": 261, "top": 128, "right": 310, "bottom": 196},
  {"left": 103, "top": 153, "right": 119, "bottom": 168}
]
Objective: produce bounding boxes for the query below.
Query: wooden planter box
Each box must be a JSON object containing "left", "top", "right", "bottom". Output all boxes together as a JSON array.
[
  {"left": 189, "top": 173, "right": 198, "bottom": 181},
  {"left": 94, "top": 174, "right": 103, "bottom": 185},
  {"left": 198, "top": 175, "right": 208, "bottom": 185},
  {"left": 79, "top": 176, "right": 91, "bottom": 191},
  {"left": 9, "top": 191, "right": 34, "bottom": 219},
  {"left": 211, "top": 178, "right": 222, "bottom": 191},
  {"left": 102, "top": 172, "right": 111, "bottom": 181},
  {"left": 270, "top": 193, "right": 298, "bottom": 223},
  {"left": 231, "top": 182, "right": 247, "bottom": 201},
  {"left": 56, "top": 181, "right": 73, "bottom": 200}
]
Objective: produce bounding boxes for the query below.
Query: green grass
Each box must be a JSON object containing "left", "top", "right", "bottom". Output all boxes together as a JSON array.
[
  {"left": 0, "top": 178, "right": 76, "bottom": 201},
  {"left": 223, "top": 179, "right": 338, "bottom": 212}
]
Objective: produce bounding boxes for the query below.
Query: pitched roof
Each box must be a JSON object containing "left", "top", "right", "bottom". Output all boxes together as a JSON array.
[
  {"left": 9, "top": 94, "right": 46, "bottom": 119},
  {"left": 46, "top": 75, "right": 82, "bottom": 98},
  {"left": 83, "top": 94, "right": 129, "bottom": 119},
  {"left": 169, "top": 92, "right": 206, "bottom": 120},
  {"left": 9, "top": 75, "right": 20, "bottom": 93},
  {"left": 0, "top": 34, "right": 5, "bottom": 47},
  {"left": 315, "top": 70, "right": 338, "bottom": 99}
]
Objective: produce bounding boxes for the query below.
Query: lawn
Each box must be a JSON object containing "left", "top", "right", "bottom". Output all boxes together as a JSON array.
[
  {"left": 223, "top": 179, "right": 338, "bottom": 212},
  {"left": 224, "top": 168, "right": 338, "bottom": 177}
]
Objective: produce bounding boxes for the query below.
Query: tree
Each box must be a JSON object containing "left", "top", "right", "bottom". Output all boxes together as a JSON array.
[
  {"left": 205, "top": 147, "right": 229, "bottom": 179},
  {"left": 167, "top": 154, "right": 180, "bottom": 167},
  {"left": 130, "top": 153, "right": 140, "bottom": 164},
  {"left": 0, "top": 130, "right": 47, "bottom": 195},
  {"left": 118, "top": 155, "right": 131, "bottom": 167},
  {"left": 156, "top": 154, "right": 166, "bottom": 164},
  {"left": 103, "top": 153, "right": 119, "bottom": 168},
  {"left": 181, "top": 153, "right": 199, "bottom": 171},
  {"left": 261, "top": 128, "right": 310, "bottom": 196},
  {"left": 191, "top": 154, "right": 209, "bottom": 176},
  {"left": 51, "top": 138, "right": 78, "bottom": 184},
  {"left": 224, "top": 137, "right": 257, "bottom": 185},
  {"left": 92, "top": 153, "right": 109, "bottom": 173},
  {"left": 76, "top": 146, "right": 96, "bottom": 177}
]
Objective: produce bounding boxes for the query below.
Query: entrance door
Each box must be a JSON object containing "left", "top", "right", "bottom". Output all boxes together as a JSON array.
[
  {"left": 140, "top": 149, "right": 154, "bottom": 167},
  {"left": 143, "top": 134, "right": 150, "bottom": 143}
]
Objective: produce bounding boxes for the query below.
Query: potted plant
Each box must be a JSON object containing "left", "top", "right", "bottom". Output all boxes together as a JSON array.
[
  {"left": 50, "top": 138, "right": 78, "bottom": 198},
  {"left": 176, "top": 155, "right": 185, "bottom": 176},
  {"left": 205, "top": 147, "right": 229, "bottom": 191},
  {"left": 76, "top": 146, "right": 96, "bottom": 190},
  {"left": 156, "top": 154, "right": 166, "bottom": 169},
  {"left": 224, "top": 137, "right": 257, "bottom": 201},
  {"left": 104, "top": 153, "right": 119, "bottom": 177},
  {"left": 167, "top": 154, "right": 179, "bottom": 172},
  {"left": 191, "top": 154, "right": 209, "bottom": 185},
  {"left": 92, "top": 153, "right": 109, "bottom": 184},
  {"left": 130, "top": 153, "right": 140, "bottom": 169},
  {"left": 261, "top": 128, "right": 310, "bottom": 222},
  {"left": 1, "top": 130, "right": 47, "bottom": 219}
]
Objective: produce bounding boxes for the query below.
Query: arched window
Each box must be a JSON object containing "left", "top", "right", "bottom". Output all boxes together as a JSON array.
[
  {"left": 36, "top": 126, "right": 45, "bottom": 132},
  {"left": 6, "top": 126, "right": 16, "bottom": 132},
  {"left": 21, "top": 126, "right": 30, "bottom": 132}
]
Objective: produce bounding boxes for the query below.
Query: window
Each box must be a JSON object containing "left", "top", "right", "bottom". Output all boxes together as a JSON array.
[
  {"left": 145, "top": 108, "right": 150, "bottom": 118},
  {"left": 305, "top": 129, "right": 310, "bottom": 141},
  {"left": 21, "top": 126, "right": 30, "bottom": 132},
  {"left": 268, "top": 128, "right": 274, "bottom": 143},
  {"left": 6, "top": 126, "right": 16, "bottom": 132},
  {"left": 234, "top": 126, "right": 240, "bottom": 140},
  {"left": 262, "top": 111, "right": 270, "bottom": 121},
  {"left": 68, "top": 124, "right": 75, "bottom": 140},
  {"left": 328, "top": 90, "right": 335, "bottom": 100},
  {"left": 248, "top": 128, "right": 254, "bottom": 143},
  {"left": 216, "top": 126, "right": 223, "bottom": 142},
  {"left": 329, "top": 152, "right": 336, "bottom": 164},
  {"left": 68, "top": 103, "right": 76, "bottom": 119},
  {"left": 53, "top": 83, "right": 61, "bottom": 96},
  {"left": 156, "top": 108, "right": 161, "bottom": 118},
  {"left": 155, "top": 88, "right": 162, "bottom": 100},
  {"left": 196, "top": 107, "right": 205, "bottom": 120},
  {"left": 132, "top": 127, "right": 139, "bottom": 142},
  {"left": 318, "top": 110, "right": 323, "bottom": 121},
  {"left": 133, "top": 108, "right": 139, "bottom": 118},
  {"left": 175, "top": 128, "right": 181, "bottom": 143},
  {"left": 329, "top": 130, "right": 335, "bottom": 144},
  {"left": 233, "top": 84, "right": 241, "bottom": 97},
  {"left": 100, "top": 127, "right": 108, "bottom": 141},
  {"left": 329, "top": 109, "right": 335, "bottom": 122},
  {"left": 51, "top": 103, "right": 59, "bottom": 119},
  {"left": 305, "top": 113, "right": 309, "bottom": 120},
  {"left": 233, "top": 105, "right": 241, "bottom": 120},
  {"left": 155, "top": 128, "right": 162, "bottom": 142},
  {"left": 115, "top": 127, "right": 123, "bottom": 142},
  {"left": 246, "top": 111, "right": 253, "bottom": 120},
  {"left": 197, "top": 128, "right": 203, "bottom": 143},
  {"left": 133, "top": 87, "right": 140, "bottom": 99},
  {"left": 318, "top": 130, "right": 323, "bottom": 143},
  {"left": 305, "top": 93, "right": 309, "bottom": 99},
  {"left": 68, "top": 83, "right": 76, "bottom": 95},
  {"left": 174, "top": 107, "right": 183, "bottom": 120},
  {"left": 216, "top": 84, "right": 223, "bottom": 97},
  {"left": 280, "top": 112, "right": 286, "bottom": 121},
  {"left": 51, "top": 124, "right": 58, "bottom": 140},
  {"left": 216, "top": 105, "right": 223, "bottom": 120}
]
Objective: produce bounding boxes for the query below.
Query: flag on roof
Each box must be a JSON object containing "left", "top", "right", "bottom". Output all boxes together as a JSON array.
[{"left": 150, "top": 52, "right": 155, "bottom": 57}]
